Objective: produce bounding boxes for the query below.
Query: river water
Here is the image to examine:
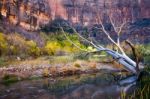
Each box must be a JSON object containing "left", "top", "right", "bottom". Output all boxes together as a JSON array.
[{"left": 0, "top": 72, "right": 137, "bottom": 99}]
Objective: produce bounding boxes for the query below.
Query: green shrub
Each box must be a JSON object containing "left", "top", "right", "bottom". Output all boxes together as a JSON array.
[
  {"left": 144, "top": 56, "right": 150, "bottom": 66},
  {"left": 26, "top": 40, "right": 40, "bottom": 57},
  {"left": 41, "top": 18, "right": 74, "bottom": 33},
  {"left": 8, "top": 45, "right": 18, "bottom": 55},
  {"left": 44, "top": 41, "right": 61, "bottom": 55},
  {"left": 0, "top": 33, "right": 8, "bottom": 55},
  {"left": 0, "top": 31, "right": 90, "bottom": 58},
  {"left": 74, "top": 63, "right": 81, "bottom": 68},
  {"left": 135, "top": 44, "right": 150, "bottom": 65},
  {"left": 6, "top": 33, "right": 28, "bottom": 55},
  {"left": 44, "top": 34, "right": 86, "bottom": 55},
  {"left": 0, "top": 57, "right": 6, "bottom": 66},
  {"left": 6, "top": 33, "right": 40, "bottom": 57}
]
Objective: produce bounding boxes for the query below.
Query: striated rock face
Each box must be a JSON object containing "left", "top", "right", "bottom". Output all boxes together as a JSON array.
[
  {"left": 0, "top": 0, "right": 150, "bottom": 30},
  {"left": 0, "top": 0, "right": 51, "bottom": 30},
  {"left": 63, "top": 0, "right": 150, "bottom": 26}
]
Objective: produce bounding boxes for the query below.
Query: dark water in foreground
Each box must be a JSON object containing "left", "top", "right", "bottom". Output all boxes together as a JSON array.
[{"left": 0, "top": 72, "right": 138, "bottom": 99}]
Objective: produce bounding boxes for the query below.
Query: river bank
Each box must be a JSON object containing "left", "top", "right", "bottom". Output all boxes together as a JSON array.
[
  {"left": 0, "top": 56, "right": 149, "bottom": 99},
  {"left": 0, "top": 56, "right": 126, "bottom": 85}
]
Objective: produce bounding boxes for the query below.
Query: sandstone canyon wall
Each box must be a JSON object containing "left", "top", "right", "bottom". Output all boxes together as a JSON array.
[{"left": 0, "top": 0, "right": 149, "bottom": 30}]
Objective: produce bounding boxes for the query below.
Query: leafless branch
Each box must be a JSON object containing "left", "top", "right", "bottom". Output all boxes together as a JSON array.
[
  {"left": 60, "top": 28, "right": 89, "bottom": 52},
  {"left": 72, "top": 28, "right": 104, "bottom": 49},
  {"left": 125, "top": 40, "right": 140, "bottom": 72},
  {"left": 109, "top": 15, "right": 117, "bottom": 32}
]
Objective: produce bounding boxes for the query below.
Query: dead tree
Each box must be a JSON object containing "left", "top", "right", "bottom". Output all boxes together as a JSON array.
[{"left": 61, "top": 11, "right": 143, "bottom": 76}]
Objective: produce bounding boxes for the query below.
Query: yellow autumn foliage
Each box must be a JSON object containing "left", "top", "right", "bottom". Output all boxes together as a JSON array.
[
  {"left": 0, "top": 33, "right": 8, "bottom": 55},
  {"left": 45, "top": 41, "right": 61, "bottom": 55}
]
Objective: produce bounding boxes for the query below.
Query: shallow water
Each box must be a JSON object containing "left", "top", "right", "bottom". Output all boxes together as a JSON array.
[{"left": 0, "top": 72, "right": 137, "bottom": 99}]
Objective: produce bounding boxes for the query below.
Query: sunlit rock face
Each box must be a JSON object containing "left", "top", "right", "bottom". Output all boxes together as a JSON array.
[
  {"left": 0, "top": 0, "right": 51, "bottom": 30},
  {"left": 63, "top": 0, "right": 150, "bottom": 25},
  {"left": 0, "top": 0, "right": 150, "bottom": 30}
]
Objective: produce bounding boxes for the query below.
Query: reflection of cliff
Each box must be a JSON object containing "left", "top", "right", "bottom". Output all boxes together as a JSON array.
[{"left": 0, "top": 0, "right": 150, "bottom": 30}]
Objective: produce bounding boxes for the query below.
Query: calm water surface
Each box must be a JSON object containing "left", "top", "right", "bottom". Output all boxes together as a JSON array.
[{"left": 0, "top": 72, "right": 137, "bottom": 99}]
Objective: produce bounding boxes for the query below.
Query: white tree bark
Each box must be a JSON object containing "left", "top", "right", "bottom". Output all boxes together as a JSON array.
[
  {"left": 61, "top": 27, "right": 138, "bottom": 74},
  {"left": 61, "top": 12, "right": 141, "bottom": 74}
]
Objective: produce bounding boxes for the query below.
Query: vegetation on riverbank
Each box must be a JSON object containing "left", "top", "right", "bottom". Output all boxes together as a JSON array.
[
  {"left": 120, "top": 66, "right": 150, "bottom": 99},
  {"left": 0, "top": 18, "right": 150, "bottom": 98}
]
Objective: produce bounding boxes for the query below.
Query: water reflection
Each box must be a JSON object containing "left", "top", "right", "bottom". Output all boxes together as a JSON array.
[{"left": 0, "top": 73, "right": 137, "bottom": 99}]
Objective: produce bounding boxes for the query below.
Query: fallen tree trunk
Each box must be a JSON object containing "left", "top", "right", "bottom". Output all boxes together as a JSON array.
[
  {"left": 96, "top": 48, "right": 137, "bottom": 74},
  {"left": 62, "top": 28, "right": 138, "bottom": 74}
]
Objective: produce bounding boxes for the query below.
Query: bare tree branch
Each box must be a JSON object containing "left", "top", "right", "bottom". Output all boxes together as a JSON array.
[
  {"left": 99, "top": 19, "right": 126, "bottom": 55},
  {"left": 72, "top": 28, "right": 104, "bottom": 50},
  {"left": 125, "top": 40, "right": 140, "bottom": 72},
  {"left": 109, "top": 15, "right": 117, "bottom": 32},
  {"left": 61, "top": 28, "right": 89, "bottom": 52}
]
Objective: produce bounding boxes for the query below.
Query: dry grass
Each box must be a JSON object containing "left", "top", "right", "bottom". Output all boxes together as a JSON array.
[
  {"left": 89, "top": 62, "right": 97, "bottom": 69},
  {"left": 43, "top": 68, "right": 50, "bottom": 77},
  {"left": 57, "top": 65, "right": 79, "bottom": 76},
  {"left": 73, "top": 63, "right": 81, "bottom": 68},
  {"left": 112, "top": 61, "right": 124, "bottom": 69},
  {"left": 5, "top": 57, "right": 50, "bottom": 68},
  {"left": 49, "top": 66, "right": 57, "bottom": 75},
  {"left": 1, "top": 56, "right": 122, "bottom": 79}
]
